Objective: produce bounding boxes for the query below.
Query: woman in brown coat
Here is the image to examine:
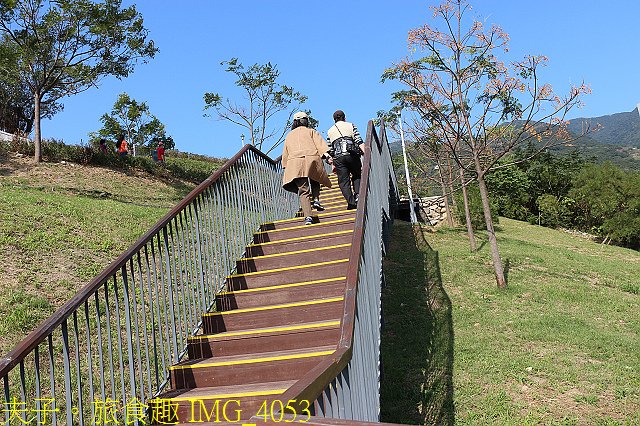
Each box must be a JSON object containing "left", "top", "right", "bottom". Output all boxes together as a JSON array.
[{"left": 282, "top": 111, "right": 332, "bottom": 225}]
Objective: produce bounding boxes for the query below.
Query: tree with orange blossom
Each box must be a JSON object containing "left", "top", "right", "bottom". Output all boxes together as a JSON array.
[{"left": 382, "top": 0, "right": 590, "bottom": 288}]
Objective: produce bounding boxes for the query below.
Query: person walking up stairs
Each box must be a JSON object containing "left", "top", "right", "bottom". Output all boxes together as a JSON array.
[{"left": 281, "top": 112, "right": 333, "bottom": 226}]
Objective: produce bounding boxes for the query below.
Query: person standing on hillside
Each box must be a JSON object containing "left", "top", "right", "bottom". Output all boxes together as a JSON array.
[
  {"left": 99, "top": 138, "right": 109, "bottom": 155},
  {"left": 326, "top": 110, "right": 365, "bottom": 210},
  {"left": 156, "top": 141, "right": 166, "bottom": 163},
  {"left": 116, "top": 134, "right": 128, "bottom": 157},
  {"left": 282, "top": 111, "right": 333, "bottom": 225}
]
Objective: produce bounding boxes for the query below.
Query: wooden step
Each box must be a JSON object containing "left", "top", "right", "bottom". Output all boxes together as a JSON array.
[
  {"left": 316, "top": 197, "right": 346, "bottom": 207},
  {"left": 316, "top": 194, "right": 345, "bottom": 204},
  {"left": 217, "top": 277, "right": 345, "bottom": 310},
  {"left": 236, "top": 244, "right": 351, "bottom": 273},
  {"left": 295, "top": 204, "right": 351, "bottom": 217},
  {"left": 321, "top": 207, "right": 352, "bottom": 215},
  {"left": 171, "top": 345, "right": 335, "bottom": 389},
  {"left": 225, "top": 259, "right": 350, "bottom": 290},
  {"left": 245, "top": 230, "right": 352, "bottom": 257},
  {"left": 149, "top": 380, "right": 295, "bottom": 423},
  {"left": 260, "top": 210, "right": 355, "bottom": 231},
  {"left": 188, "top": 319, "right": 341, "bottom": 359},
  {"left": 320, "top": 186, "right": 341, "bottom": 194},
  {"left": 253, "top": 218, "right": 355, "bottom": 243},
  {"left": 149, "top": 187, "right": 354, "bottom": 426},
  {"left": 202, "top": 296, "right": 344, "bottom": 334}
]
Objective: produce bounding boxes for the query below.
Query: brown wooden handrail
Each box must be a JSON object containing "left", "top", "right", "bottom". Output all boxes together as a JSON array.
[{"left": 0, "top": 144, "right": 282, "bottom": 378}]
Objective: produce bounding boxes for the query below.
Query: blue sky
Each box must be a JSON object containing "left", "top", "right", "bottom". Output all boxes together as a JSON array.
[{"left": 41, "top": 1, "right": 640, "bottom": 159}]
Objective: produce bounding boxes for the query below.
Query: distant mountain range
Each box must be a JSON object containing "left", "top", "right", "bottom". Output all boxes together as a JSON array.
[
  {"left": 560, "top": 107, "right": 640, "bottom": 169},
  {"left": 568, "top": 107, "right": 640, "bottom": 147},
  {"left": 387, "top": 107, "right": 640, "bottom": 170}
]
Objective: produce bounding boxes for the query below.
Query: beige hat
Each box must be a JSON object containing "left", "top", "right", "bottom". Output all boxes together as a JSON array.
[{"left": 293, "top": 111, "right": 308, "bottom": 120}]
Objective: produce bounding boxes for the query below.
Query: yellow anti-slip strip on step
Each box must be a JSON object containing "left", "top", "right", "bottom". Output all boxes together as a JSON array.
[
  {"left": 227, "top": 259, "right": 348, "bottom": 278},
  {"left": 240, "top": 243, "right": 351, "bottom": 261},
  {"left": 317, "top": 200, "right": 346, "bottom": 207},
  {"left": 170, "top": 349, "right": 335, "bottom": 371},
  {"left": 203, "top": 296, "right": 344, "bottom": 316},
  {"left": 255, "top": 218, "right": 354, "bottom": 235},
  {"left": 219, "top": 277, "right": 346, "bottom": 295},
  {"left": 150, "top": 388, "right": 287, "bottom": 403},
  {"left": 319, "top": 195, "right": 346, "bottom": 203},
  {"left": 248, "top": 230, "right": 352, "bottom": 246},
  {"left": 266, "top": 211, "right": 354, "bottom": 225},
  {"left": 314, "top": 197, "right": 345, "bottom": 204},
  {"left": 189, "top": 320, "right": 341, "bottom": 341}
]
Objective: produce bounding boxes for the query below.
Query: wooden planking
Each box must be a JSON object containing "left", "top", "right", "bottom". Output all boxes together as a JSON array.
[
  {"left": 188, "top": 321, "right": 341, "bottom": 358},
  {"left": 151, "top": 172, "right": 355, "bottom": 425}
]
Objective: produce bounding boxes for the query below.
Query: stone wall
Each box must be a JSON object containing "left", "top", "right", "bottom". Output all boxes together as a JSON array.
[{"left": 401, "top": 196, "right": 449, "bottom": 225}]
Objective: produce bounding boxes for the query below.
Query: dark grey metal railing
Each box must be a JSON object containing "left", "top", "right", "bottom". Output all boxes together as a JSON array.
[
  {"left": 275, "top": 121, "right": 399, "bottom": 421},
  {"left": 0, "top": 145, "right": 297, "bottom": 425}
]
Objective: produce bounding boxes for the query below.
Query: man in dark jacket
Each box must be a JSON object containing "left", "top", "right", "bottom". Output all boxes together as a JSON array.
[{"left": 326, "top": 110, "right": 365, "bottom": 210}]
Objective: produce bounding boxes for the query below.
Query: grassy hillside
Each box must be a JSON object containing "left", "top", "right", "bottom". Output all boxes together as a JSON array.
[
  {"left": 0, "top": 155, "right": 199, "bottom": 353},
  {"left": 381, "top": 219, "right": 639, "bottom": 425}
]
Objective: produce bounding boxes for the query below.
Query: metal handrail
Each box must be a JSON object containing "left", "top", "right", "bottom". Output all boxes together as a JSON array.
[
  {"left": 0, "top": 144, "right": 297, "bottom": 424},
  {"left": 273, "top": 121, "right": 399, "bottom": 420}
]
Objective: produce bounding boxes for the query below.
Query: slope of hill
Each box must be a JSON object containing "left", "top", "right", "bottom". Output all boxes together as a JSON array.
[
  {"left": 562, "top": 108, "right": 640, "bottom": 170},
  {"left": 0, "top": 155, "right": 199, "bottom": 353},
  {"left": 568, "top": 108, "right": 640, "bottom": 147},
  {"left": 381, "top": 219, "right": 640, "bottom": 424}
]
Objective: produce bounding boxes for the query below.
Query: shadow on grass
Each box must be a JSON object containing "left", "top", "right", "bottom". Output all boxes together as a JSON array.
[
  {"left": 504, "top": 258, "right": 510, "bottom": 285},
  {"left": 380, "top": 222, "right": 454, "bottom": 425}
]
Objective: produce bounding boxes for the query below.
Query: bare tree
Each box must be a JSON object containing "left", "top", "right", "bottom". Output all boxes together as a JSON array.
[
  {"left": 393, "top": 110, "right": 477, "bottom": 249},
  {"left": 383, "top": 0, "right": 589, "bottom": 288}
]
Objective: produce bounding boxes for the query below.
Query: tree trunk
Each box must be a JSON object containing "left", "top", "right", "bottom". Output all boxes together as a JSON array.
[
  {"left": 441, "top": 180, "right": 453, "bottom": 226},
  {"left": 459, "top": 168, "right": 477, "bottom": 251},
  {"left": 33, "top": 91, "right": 42, "bottom": 163},
  {"left": 436, "top": 159, "right": 454, "bottom": 226},
  {"left": 457, "top": 80, "right": 503, "bottom": 283},
  {"left": 476, "top": 170, "right": 506, "bottom": 288},
  {"left": 447, "top": 155, "right": 457, "bottom": 211}
]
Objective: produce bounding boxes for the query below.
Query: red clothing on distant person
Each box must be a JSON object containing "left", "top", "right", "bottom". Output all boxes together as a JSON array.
[
  {"left": 118, "top": 139, "right": 128, "bottom": 154},
  {"left": 157, "top": 146, "right": 165, "bottom": 162}
]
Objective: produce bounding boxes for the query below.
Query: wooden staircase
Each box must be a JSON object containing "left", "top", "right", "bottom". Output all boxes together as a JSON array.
[{"left": 149, "top": 174, "right": 355, "bottom": 424}]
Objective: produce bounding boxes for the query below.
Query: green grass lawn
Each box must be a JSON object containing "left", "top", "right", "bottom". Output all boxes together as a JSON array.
[
  {"left": 381, "top": 219, "right": 640, "bottom": 425},
  {"left": 0, "top": 156, "right": 197, "bottom": 353}
]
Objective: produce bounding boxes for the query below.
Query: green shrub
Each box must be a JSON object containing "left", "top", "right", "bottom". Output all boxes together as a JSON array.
[
  {"left": 0, "top": 139, "right": 227, "bottom": 184},
  {"left": 164, "top": 157, "right": 225, "bottom": 183},
  {"left": 485, "top": 165, "right": 532, "bottom": 221},
  {"left": 569, "top": 163, "right": 640, "bottom": 249},
  {"left": 42, "top": 139, "right": 94, "bottom": 164},
  {"left": 536, "top": 194, "right": 572, "bottom": 228}
]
